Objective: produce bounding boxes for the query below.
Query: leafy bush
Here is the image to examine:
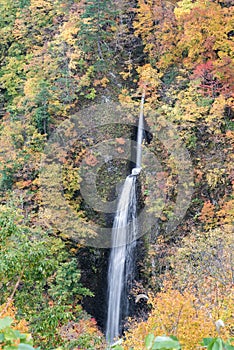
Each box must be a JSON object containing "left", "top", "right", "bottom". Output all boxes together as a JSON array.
[
  {"left": 0, "top": 316, "right": 34, "bottom": 350},
  {"left": 0, "top": 203, "right": 96, "bottom": 348},
  {"left": 202, "top": 337, "right": 234, "bottom": 350}
]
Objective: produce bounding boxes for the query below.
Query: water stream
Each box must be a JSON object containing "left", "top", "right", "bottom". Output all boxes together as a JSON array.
[{"left": 106, "top": 94, "right": 145, "bottom": 344}]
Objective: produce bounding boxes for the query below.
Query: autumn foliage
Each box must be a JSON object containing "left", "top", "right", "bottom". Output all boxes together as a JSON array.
[
  {"left": 0, "top": 301, "right": 28, "bottom": 334},
  {"left": 0, "top": 0, "right": 233, "bottom": 348},
  {"left": 122, "top": 282, "right": 233, "bottom": 350}
]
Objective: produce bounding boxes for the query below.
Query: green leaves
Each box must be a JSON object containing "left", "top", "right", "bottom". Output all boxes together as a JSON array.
[
  {"left": 145, "top": 334, "right": 181, "bottom": 350},
  {"left": 0, "top": 317, "right": 13, "bottom": 331},
  {"left": 0, "top": 203, "right": 75, "bottom": 347},
  {"left": 202, "top": 338, "right": 234, "bottom": 350},
  {"left": 0, "top": 317, "right": 35, "bottom": 350},
  {"left": 113, "top": 334, "right": 233, "bottom": 350},
  {"left": 150, "top": 336, "right": 181, "bottom": 350},
  {"left": 78, "top": 0, "right": 118, "bottom": 64},
  {"left": 114, "top": 333, "right": 181, "bottom": 349},
  {"left": 145, "top": 334, "right": 155, "bottom": 349},
  {"left": 48, "top": 258, "right": 93, "bottom": 304},
  {"left": 17, "top": 344, "right": 35, "bottom": 350}
]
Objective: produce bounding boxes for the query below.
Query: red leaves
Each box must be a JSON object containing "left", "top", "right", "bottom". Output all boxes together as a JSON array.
[
  {"left": 193, "top": 61, "right": 214, "bottom": 79},
  {"left": 192, "top": 61, "right": 219, "bottom": 96},
  {"left": 192, "top": 60, "right": 228, "bottom": 97}
]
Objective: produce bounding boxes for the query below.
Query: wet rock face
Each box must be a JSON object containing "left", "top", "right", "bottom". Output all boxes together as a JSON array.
[{"left": 79, "top": 247, "right": 109, "bottom": 330}]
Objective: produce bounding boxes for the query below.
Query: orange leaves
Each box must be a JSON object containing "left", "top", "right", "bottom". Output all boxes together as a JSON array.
[
  {"left": 93, "top": 77, "right": 109, "bottom": 88},
  {"left": 141, "top": 225, "right": 234, "bottom": 349},
  {"left": 217, "top": 191, "right": 234, "bottom": 226},
  {"left": 60, "top": 317, "right": 103, "bottom": 346},
  {"left": 15, "top": 180, "right": 32, "bottom": 190},
  {"left": 116, "top": 137, "right": 126, "bottom": 145},
  {"left": 118, "top": 89, "right": 136, "bottom": 108},
  {"left": 134, "top": 0, "right": 154, "bottom": 40},
  {"left": 174, "top": 0, "right": 234, "bottom": 69},
  {"left": 84, "top": 154, "right": 98, "bottom": 167},
  {"left": 134, "top": 0, "right": 177, "bottom": 68},
  {"left": 116, "top": 147, "right": 125, "bottom": 154},
  {"left": 134, "top": 0, "right": 234, "bottom": 85},
  {"left": 199, "top": 201, "right": 217, "bottom": 229}
]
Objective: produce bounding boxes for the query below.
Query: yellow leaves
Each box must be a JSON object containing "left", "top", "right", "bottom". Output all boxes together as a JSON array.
[
  {"left": 0, "top": 119, "right": 22, "bottom": 167},
  {"left": 28, "top": 0, "right": 55, "bottom": 35},
  {"left": 134, "top": 0, "right": 154, "bottom": 39},
  {"left": 0, "top": 57, "right": 25, "bottom": 97},
  {"left": 123, "top": 284, "right": 217, "bottom": 350},
  {"left": 171, "top": 82, "right": 209, "bottom": 125},
  {"left": 169, "top": 226, "right": 234, "bottom": 312},
  {"left": 79, "top": 66, "right": 95, "bottom": 88},
  {"left": 93, "top": 77, "right": 109, "bottom": 88},
  {"left": 159, "top": 53, "right": 176, "bottom": 70},
  {"left": 62, "top": 164, "right": 81, "bottom": 199},
  {"left": 30, "top": 0, "right": 53, "bottom": 10},
  {"left": 217, "top": 195, "right": 234, "bottom": 226},
  {"left": 15, "top": 180, "right": 32, "bottom": 190},
  {"left": 206, "top": 95, "right": 226, "bottom": 133},
  {"left": 206, "top": 167, "right": 226, "bottom": 189},
  {"left": 123, "top": 265, "right": 234, "bottom": 349},
  {"left": 134, "top": 0, "right": 177, "bottom": 69},
  {"left": 136, "top": 64, "right": 162, "bottom": 104},
  {"left": 0, "top": 301, "right": 28, "bottom": 333},
  {"left": 118, "top": 89, "right": 137, "bottom": 108},
  {"left": 13, "top": 16, "right": 28, "bottom": 40},
  {"left": 137, "top": 64, "right": 161, "bottom": 88},
  {"left": 24, "top": 77, "right": 41, "bottom": 99},
  {"left": 174, "top": 0, "right": 234, "bottom": 67},
  {"left": 60, "top": 21, "right": 79, "bottom": 45},
  {"left": 58, "top": 1, "right": 85, "bottom": 45},
  {"left": 119, "top": 66, "right": 133, "bottom": 80},
  {"left": 174, "top": 0, "right": 198, "bottom": 19},
  {"left": 68, "top": 51, "right": 82, "bottom": 70}
]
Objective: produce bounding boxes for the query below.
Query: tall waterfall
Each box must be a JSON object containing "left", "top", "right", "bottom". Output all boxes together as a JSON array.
[
  {"left": 106, "top": 93, "right": 145, "bottom": 344},
  {"left": 106, "top": 175, "right": 137, "bottom": 343}
]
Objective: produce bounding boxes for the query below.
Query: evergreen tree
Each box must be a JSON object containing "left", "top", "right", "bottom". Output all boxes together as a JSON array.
[{"left": 79, "top": 0, "right": 118, "bottom": 68}]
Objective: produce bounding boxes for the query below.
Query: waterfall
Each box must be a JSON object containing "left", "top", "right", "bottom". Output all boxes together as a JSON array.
[
  {"left": 106, "top": 92, "right": 145, "bottom": 345},
  {"left": 106, "top": 175, "right": 137, "bottom": 343}
]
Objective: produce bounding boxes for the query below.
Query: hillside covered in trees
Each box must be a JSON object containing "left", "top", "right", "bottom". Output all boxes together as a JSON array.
[{"left": 0, "top": 0, "right": 233, "bottom": 349}]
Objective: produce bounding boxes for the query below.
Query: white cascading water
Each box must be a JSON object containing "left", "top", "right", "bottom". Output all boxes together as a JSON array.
[
  {"left": 106, "top": 175, "right": 137, "bottom": 343},
  {"left": 106, "top": 93, "right": 145, "bottom": 344}
]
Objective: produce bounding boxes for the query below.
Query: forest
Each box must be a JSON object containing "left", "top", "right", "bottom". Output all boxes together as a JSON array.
[{"left": 0, "top": 0, "right": 233, "bottom": 349}]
